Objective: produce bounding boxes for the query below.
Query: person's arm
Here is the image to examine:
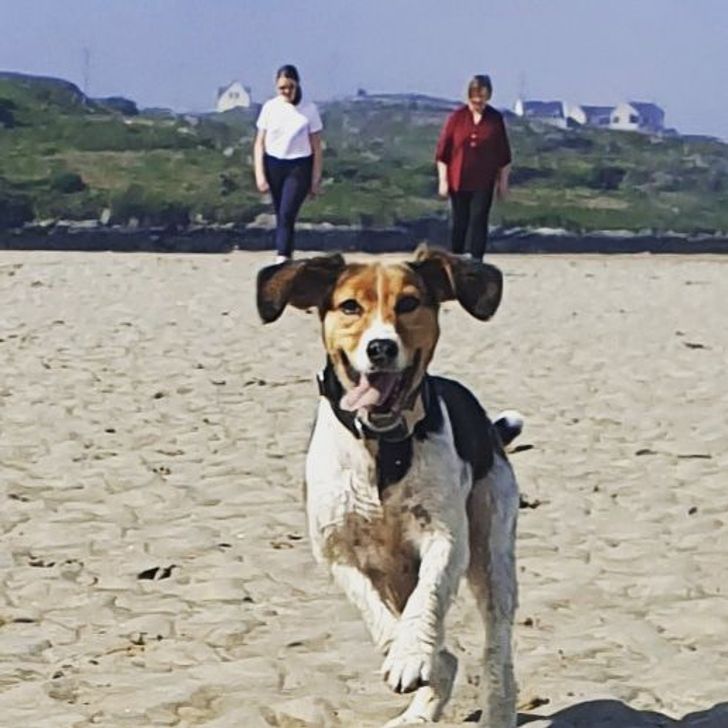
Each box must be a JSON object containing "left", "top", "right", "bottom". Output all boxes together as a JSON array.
[
  {"left": 435, "top": 112, "right": 456, "bottom": 198},
  {"left": 495, "top": 115, "right": 512, "bottom": 202},
  {"left": 496, "top": 163, "right": 510, "bottom": 201},
  {"left": 437, "top": 161, "right": 449, "bottom": 198},
  {"left": 309, "top": 132, "right": 322, "bottom": 197},
  {"left": 253, "top": 130, "right": 269, "bottom": 193}
]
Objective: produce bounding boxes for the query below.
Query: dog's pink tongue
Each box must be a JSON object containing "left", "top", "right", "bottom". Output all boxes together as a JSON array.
[
  {"left": 340, "top": 374, "right": 381, "bottom": 412},
  {"left": 341, "top": 373, "right": 400, "bottom": 412}
]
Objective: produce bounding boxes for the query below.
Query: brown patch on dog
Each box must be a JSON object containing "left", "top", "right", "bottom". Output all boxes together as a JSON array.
[
  {"left": 256, "top": 255, "right": 345, "bottom": 323},
  {"left": 409, "top": 504, "right": 432, "bottom": 526},
  {"left": 410, "top": 246, "right": 503, "bottom": 321},
  {"left": 323, "top": 511, "right": 420, "bottom": 614},
  {"left": 322, "top": 262, "right": 440, "bottom": 394}
]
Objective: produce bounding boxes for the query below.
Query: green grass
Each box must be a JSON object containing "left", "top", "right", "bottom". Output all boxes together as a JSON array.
[{"left": 1, "top": 74, "right": 727, "bottom": 233}]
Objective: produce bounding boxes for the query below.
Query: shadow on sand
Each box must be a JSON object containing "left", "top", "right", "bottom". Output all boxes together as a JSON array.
[{"left": 506, "top": 699, "right": 728, "bottom": 727}]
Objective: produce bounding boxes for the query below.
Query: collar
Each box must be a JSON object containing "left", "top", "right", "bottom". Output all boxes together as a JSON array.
[{"left": 316, "top": 360, "right": 431, "bottom": 443}]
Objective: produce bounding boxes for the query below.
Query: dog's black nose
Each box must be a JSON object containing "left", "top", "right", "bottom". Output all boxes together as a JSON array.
[{"left": 367, "top": 338, "right": 399, "bottom": 366}]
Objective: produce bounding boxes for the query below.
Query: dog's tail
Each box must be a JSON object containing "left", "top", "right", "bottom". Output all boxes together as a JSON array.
[{"left": 494, "top": 410, "right": 524, "bottom": 447}]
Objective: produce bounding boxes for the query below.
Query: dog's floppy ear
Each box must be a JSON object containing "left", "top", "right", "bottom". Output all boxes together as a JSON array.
[
  {"left": 256, "top": 254, "right": 346, "bottom": 323},
  {"left": 408, "top": 244, "right": 503, "bottom": 321}
]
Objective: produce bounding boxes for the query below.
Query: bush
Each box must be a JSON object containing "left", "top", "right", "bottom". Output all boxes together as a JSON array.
[
  {"left": 510, "top": 166, "right": 554, "bottom": 186},
  {"left": 49, "top": 171, "right": 87, "bottom": 194},
  {"left": 219, "top": 172, "right": 239, "bottom": 196},
  {"left": 110, "top": 184, "right": 190, "bottom": 227},
  {"left": 706, "top": 171, "right": 726, "bottom": 193},
  {"left": 0, "top": 182, "right": 34, "bottom": 228},
  {"left": 69, "top": 119, "right": 201, "bottom": 152},
  {"left": 93, "top": 96, "right": 139, "bottom": 116},
  {"left": 623, "top": 168, "right": 651, "bottom": 187},
  {"left": 650, "top": 171, "right": 681, "bottom": 192},
  {"left": 587, "top": 165, "right": 626, "bottom": 191},
  {"left": 38, "top": 191, "right": 105, "bottom": 221},
  {"left": 0, "top": 98, "right": 16, "bottom": 128}
]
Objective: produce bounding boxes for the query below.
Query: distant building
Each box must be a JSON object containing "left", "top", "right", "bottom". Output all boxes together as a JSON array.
[
  {"left": 513, "top": 99, "right": 567, "bottom": 129},
  {"left": 567, "top": 104, "right": 614, "bottom": 128},
  {"left": 610, "top": 101, "right": 665, "bottom": 133},
  {"left": 516, "top": 97, "right": 667, "bottom": 134},
  {"left": 216, "top": 81, "right": 251, "bottom": 112}
]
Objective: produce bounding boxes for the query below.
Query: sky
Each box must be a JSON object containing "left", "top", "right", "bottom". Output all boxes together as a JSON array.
[{"left": 1, "top": 0, "right": 727, "bottom": 139}]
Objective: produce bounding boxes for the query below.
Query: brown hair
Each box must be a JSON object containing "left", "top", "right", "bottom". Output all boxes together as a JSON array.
[
  {"left": 467, "top": 74, "right": 492, "bottom": 97},
  {"left": 276, "top": 64, "right": 302, "bottom": 105}
]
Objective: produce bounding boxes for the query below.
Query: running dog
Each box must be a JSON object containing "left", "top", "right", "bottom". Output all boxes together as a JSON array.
[{"left": 256, "top": 247, "right": 520, "bottom": 727}]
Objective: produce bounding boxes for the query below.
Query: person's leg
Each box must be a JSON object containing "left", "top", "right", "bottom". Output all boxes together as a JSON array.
[
  {"left": 275, "top": 156, "right": 312, "bottom": 258},
  {"left": 465, "top": 185, "right": 495, "bottom": 261},
  {"left": 263, "top": 154, "right": 285, "bottom": 216},
  {"left": 449, "top": 192, "right": 472, "bottom": 255}
]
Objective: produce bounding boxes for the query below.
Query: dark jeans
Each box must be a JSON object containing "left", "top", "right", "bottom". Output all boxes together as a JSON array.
[
  {"left": 264, "top": 153, "right": 313, "bottom": 257},
  {"left": 449, "top": 186, "right": 495, "bottom": 260}
]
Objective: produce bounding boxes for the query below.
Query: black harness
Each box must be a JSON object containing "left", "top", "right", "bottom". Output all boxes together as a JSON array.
[
  {"left": 316, "top": 361, "right": 500, "bottom": 495},
  {"left": 317, "top": 360, "right": 445, "bottom": 492},
  {"left": 316, "top": 360, "right": 434, "bottom": 442}
]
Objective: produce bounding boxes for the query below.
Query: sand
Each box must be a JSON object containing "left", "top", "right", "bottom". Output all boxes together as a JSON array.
[{"left": 0, "top": 250, "right": 726, "bottom": 727}]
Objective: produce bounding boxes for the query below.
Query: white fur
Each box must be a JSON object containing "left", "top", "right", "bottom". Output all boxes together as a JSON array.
[
  {"left": 305, "top": 396, "right": 519, "bottom": 727},
  {"left": 495, "top": 409, "right": 524, "bottom": 432},
  {"left": 352, "top": 316, "right": 406, "bottom": 372}
]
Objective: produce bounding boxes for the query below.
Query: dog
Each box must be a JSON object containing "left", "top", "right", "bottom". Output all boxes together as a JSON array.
[{"left": 256, "top": 247, "right": 520, "bottom": 727}]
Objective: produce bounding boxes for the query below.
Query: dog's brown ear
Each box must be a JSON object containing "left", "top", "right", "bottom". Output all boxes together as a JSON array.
[
  {"left": 409, "top": 245, "right": 503, "bottom": 321},
  {"left": 256, "top": 254, "right": 346, "bottom": 323}
]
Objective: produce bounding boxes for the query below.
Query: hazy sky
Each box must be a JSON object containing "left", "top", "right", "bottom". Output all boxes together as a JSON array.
[{"left": 1, "top": 0, "right": 727, "bottom": 138}]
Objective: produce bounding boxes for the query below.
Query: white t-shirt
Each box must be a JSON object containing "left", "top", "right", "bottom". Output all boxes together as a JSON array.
[{"left": 256, "top": 96, "right": 323, "bottom": 160}]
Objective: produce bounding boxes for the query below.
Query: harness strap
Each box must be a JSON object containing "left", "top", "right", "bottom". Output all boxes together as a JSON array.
[{"left": 316, "top": 363, "right": 430, "bottom": 443}]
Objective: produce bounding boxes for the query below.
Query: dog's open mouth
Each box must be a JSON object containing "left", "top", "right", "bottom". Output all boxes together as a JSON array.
[{"left": 339, "top": 352, "right": 419, "bottom": 415}]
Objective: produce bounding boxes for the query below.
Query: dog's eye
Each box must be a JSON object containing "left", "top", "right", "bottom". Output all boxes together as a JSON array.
[
  {"left": 339, "top": 299, "right": 363, "bottom": 316},
  {"left": 395, "top": 296, "right": 420, "bottom": 315}
]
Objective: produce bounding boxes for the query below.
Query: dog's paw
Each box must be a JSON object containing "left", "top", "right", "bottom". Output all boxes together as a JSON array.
[
  {"left": 381, "top": 640, "right": 433, "bottom": 694},
  {"left": 383, "top": 712, "right": 429, "bottom": 727}
]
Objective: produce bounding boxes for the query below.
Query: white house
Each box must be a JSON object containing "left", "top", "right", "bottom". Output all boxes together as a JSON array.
[
  {"left": 216, "top": 81, "right": 251, "bottom": 112},
  {"left": 514, "top": 98, "right": 568, "bottom": 129},
  {"left": 610, "top": 101, "right": 664, "bottom": 133},
  {"left": 567, "top": 104, "right": 614, "bottom": 128}
]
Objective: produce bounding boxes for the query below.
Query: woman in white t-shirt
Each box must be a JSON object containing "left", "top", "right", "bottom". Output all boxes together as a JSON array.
[{"left": 253, "top": 65, "right": 323, "bottom": 263}]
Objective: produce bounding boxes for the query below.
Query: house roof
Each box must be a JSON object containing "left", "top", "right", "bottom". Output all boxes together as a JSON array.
[
  {"left": 628, "top": 101, "right": 664, "bottom": 123},
  {"left": 579, "top": 105, "right": 614, "bottom": 121},
  {"left": 520, "top": 100, "right": 564, "bottom": 119},
  {"left": 217, "top": 81, "right": 249, "bottom": 99}
]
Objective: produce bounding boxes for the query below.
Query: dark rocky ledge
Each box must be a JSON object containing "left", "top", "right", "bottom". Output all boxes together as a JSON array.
[{"left": 2, "top": 220, "right": 728, "bottom": 254}]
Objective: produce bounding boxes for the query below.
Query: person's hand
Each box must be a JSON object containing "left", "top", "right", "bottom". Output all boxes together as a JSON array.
[
  {"left": 437, "top": 179, "right": 449, "bottom": 198},
  {"left": 309, "top": 180, "right": 322, "bottom": 199},
  {"left": 496, "top": 179, "right": 509, "bottom": 202},
  {"left": 256, "top": 177, "right": 270, "bottom": 194}
]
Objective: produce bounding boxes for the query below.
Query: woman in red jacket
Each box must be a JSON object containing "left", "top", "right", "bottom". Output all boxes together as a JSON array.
[{"left": 435, "top": 75, "right": 511, "bottom": 260}]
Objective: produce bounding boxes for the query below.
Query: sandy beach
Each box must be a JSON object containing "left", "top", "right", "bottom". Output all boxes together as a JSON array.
[{"left": 0, "top": 249, "right": 726, "bottom": 728}]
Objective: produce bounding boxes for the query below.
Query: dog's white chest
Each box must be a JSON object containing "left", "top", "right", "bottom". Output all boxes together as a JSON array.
[{"left": 304, "top": 399, "right": 471, "bottom": 563}]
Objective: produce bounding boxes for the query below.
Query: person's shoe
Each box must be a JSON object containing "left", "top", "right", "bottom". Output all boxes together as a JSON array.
[{"left": 274, "top": 254, "right": 291, "bottom": 265}]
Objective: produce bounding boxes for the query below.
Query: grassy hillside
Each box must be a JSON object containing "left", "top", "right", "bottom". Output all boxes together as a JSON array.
[{"left": 1, "top": 73, "right": 727, "bottom": 233}]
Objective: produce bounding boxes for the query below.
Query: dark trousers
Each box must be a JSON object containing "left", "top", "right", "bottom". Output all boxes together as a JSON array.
[
  {"left": 449, "top": 186, "right": 495, "bottom": 260},
  {"left": 264, "top": 153, "right": 313, "bottom": 257}
]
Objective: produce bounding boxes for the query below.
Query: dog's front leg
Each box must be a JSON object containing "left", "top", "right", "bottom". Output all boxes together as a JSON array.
[
  {"left": 330, "top": 562, "right": 398, "bottom": 654},
  {"left": 382, "top": 530, "right": 467, "bottom": 694}
]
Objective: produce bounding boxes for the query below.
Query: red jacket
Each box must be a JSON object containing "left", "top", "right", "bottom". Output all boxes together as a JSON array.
[{"left": 435, "top": 105, "right": 512, "bottom": 191}]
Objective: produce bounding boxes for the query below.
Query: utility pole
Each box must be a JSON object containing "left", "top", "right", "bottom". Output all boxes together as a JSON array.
[{"left": 82, "top": 47, "right": 91, "bottom": 97}]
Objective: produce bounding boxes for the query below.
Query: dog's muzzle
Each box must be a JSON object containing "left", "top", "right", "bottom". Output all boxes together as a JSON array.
[{"left": 339, "top": 351, "right": 422, "bottom": 432}]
